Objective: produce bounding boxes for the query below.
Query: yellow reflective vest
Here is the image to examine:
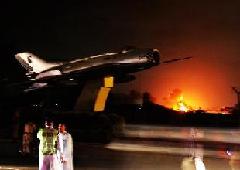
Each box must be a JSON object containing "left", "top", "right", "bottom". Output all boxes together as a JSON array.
[{"left": 37, "top": 128, "right": 58, "bottom": 155}]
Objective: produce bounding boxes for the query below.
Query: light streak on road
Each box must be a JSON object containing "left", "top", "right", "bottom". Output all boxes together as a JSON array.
[{"left": 123, "top": 124, "right": 240, "bottom": 144}]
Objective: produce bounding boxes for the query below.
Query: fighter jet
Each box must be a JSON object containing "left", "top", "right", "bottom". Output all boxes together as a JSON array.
[
  {"left": 14, "top": 47, "right": 192, "bottom": 92},
  {"left": 12, "top": 47, "right": 193, "bottom": 112},
  {"left": 14, "top": 47, "right": 160, "bottom": 91}
]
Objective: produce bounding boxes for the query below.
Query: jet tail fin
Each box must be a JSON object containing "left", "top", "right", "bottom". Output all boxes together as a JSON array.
[
  {"left": 15, "top": 52, "right": 61, "bottom": 74},
  {"left": 15, "top": 53, "right": 33, "bottom": 73}
]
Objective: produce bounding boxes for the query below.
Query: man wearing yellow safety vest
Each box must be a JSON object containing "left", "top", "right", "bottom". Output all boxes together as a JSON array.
[{"left": 37, "top": 120, "right": 58, "bottom": 170}]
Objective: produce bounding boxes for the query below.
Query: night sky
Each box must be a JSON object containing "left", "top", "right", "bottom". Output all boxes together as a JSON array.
[{"left": 1, "top": 0, "right": 240, "bottom": 110}]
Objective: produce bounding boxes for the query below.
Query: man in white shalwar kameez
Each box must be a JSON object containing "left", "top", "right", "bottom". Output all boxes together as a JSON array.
[{"left": 57, "top": 124, "right": 73, "bottom": 170}]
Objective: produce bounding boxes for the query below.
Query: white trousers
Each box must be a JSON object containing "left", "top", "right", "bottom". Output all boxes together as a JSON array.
[
  {"left": 60, "top": 158, "right": 73, "bottom": 170},
  {"left": 39, "top": 154, "right": 55, "bottom": 170}
]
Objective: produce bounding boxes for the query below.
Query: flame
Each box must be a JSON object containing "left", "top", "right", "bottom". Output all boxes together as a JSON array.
[{"left": 172, "top": 95, "right": 189, "bottom": 112}]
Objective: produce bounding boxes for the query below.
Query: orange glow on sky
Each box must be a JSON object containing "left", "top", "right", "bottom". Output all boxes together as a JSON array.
[
  {"left": 126, "top": 40, "right": 238, "bottom": 110},
  {"left": 145, "top": 58, "right": 233, "bottom": 110}
]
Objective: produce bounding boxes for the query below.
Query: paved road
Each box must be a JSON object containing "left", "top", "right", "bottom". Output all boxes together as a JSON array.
[
  {"left": 123, "top": 124, "right": 240, "bottom": 144},
  {"left": 1, "top": 125, "right": 240, "bottom": 170}
]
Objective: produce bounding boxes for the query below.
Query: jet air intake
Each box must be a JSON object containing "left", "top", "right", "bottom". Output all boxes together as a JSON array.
[
  {"left": 153, "top": 49, "right": 160, "bottom": 65},
  {"left": 146, "top": 49, "right": 160, "bottom": 66}
]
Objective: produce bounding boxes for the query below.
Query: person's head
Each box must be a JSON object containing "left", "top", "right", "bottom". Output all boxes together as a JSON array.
[
  {"left": 58, "top": 123, "right": 66, "bottom": 133},
  {"left": 45, "top": 120, "right": 53, "bottom": 128}
]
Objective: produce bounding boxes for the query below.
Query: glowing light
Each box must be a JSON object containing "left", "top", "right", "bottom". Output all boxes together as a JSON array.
[
  {"left": 173, "top": 95, "right": 190, "bottom": 112},
  {"left": 226, "top": 150, "right": 232, "bottom": 156}
]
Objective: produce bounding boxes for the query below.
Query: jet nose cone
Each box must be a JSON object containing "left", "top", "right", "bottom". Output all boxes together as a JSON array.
[{"left": 152, "top": 49, "right": 160, "bottom": 65}]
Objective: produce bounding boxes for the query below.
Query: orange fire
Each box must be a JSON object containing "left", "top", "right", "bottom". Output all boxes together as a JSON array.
[{"left": 172, "top": 95, "right": 190, "bottom": 112}]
